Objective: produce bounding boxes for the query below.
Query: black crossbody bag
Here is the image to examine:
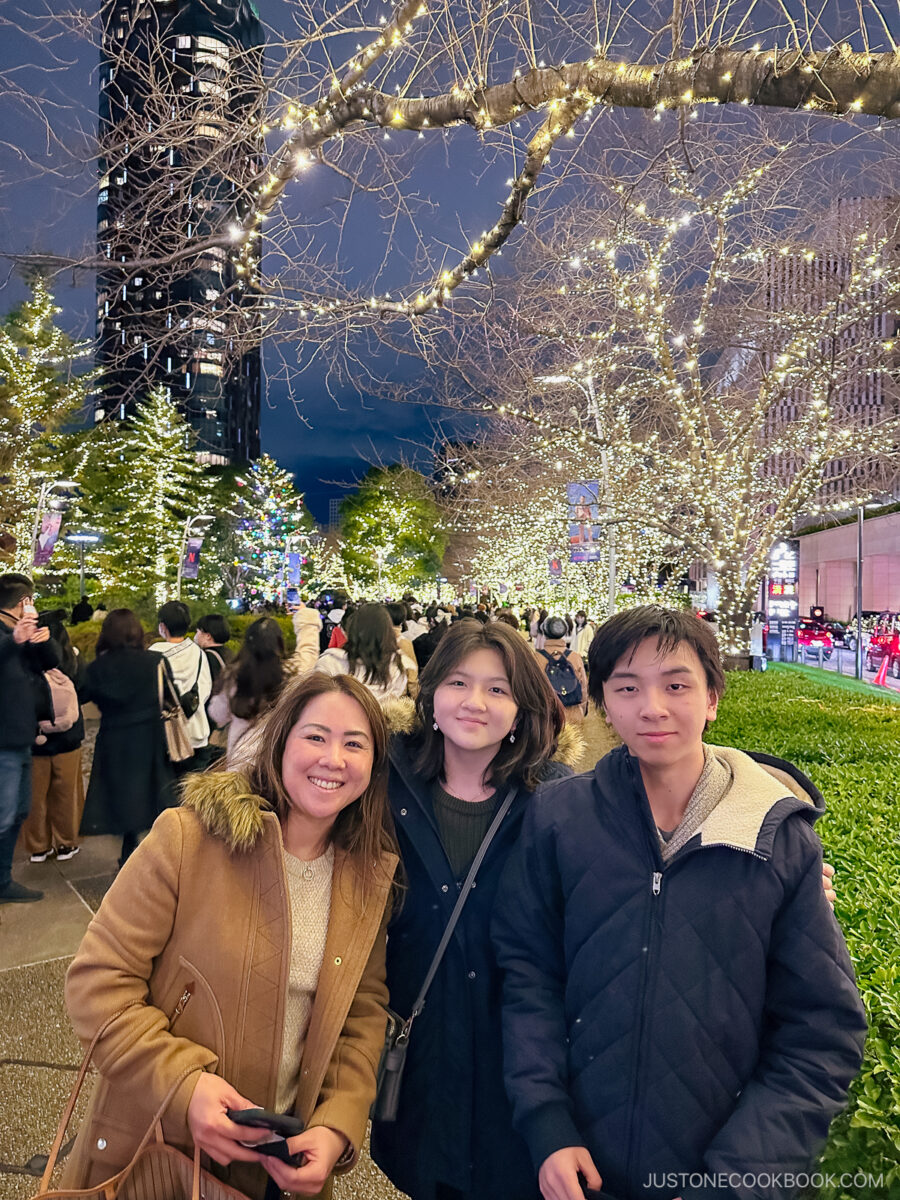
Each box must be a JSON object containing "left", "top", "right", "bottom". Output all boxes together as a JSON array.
[{"left": 372, "top": 784, "right": 519, "bottom": 1122}]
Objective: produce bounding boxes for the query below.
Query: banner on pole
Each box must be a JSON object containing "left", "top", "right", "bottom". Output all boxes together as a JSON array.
[
  {"left": 182, "top": 536, "right": 204, "bottom": 580},
  {"left": 567, "top": 481, "right": 604, "bottom": 562},
  {"left": 33, "top": 512, "right": 63, "bottom": 567}
]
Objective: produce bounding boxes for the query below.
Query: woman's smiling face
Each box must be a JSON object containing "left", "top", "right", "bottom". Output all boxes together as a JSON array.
[
  {"left": 281, "top": 691, "right": 375, "bottom": 828},
  {"left": 432, "top": 647, "right": 519, "bottom": 758}
]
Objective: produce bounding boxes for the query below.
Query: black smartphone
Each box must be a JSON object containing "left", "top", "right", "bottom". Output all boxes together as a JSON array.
[{"left": 226, "top": 1107, "right": 306, "bottom": 1166}]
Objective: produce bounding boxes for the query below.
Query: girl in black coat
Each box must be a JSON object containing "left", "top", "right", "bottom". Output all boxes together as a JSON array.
[
  {"left": 80, "top": 609, "right": 174, "bottom": 864},
  {"left": 371, "top": 620, "right": 582, "bottom": 1200}
]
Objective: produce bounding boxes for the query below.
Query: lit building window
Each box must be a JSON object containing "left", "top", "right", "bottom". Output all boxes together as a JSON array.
[
  {"left": 177, "top": 35, "right": 191, "bottom": 48},
  {"left": 199, "top": 361, "right": 224, "bottom": 376}
]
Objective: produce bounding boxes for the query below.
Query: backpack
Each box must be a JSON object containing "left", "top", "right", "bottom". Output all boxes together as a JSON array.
[
  {"left": 38, "top": 668, "right": 79, "bottom": 735},
  {"left": 538, "top": 649, "right": 583, "bottom": 707},
  {"left": 176, "top": 652, "right": 204, "bottom": 719}
]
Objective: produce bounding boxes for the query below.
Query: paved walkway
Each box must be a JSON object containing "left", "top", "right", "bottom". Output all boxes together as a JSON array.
[{"left": 1, "top": 712, "right": 617, "bottom": 1199}]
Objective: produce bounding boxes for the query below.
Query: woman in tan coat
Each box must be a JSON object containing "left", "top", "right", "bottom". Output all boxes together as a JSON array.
[{"left": 63, "top": 672, "right": 399, "bottom": 1200}]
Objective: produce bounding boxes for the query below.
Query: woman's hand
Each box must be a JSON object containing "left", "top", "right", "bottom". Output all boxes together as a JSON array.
[
  {"left": 261, "top": 1125, "right": 350, "bottom": 1197},
  {"left": 538, "top": 1146, "right": 603, "bottom": 1200},
  {"left": 186, "top": 1073, "right": 270, "bottom": 1166}
]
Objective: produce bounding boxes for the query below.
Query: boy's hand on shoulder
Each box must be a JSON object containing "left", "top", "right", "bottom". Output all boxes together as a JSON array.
[{"left": 539, "top": 1146, "right": 603, "bottom": 1200}]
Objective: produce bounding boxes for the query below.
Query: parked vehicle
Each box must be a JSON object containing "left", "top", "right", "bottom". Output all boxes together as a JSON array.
[
  {"left": 864, "top": 611, "right": 900, "bottom": 676},
  {"left": 824, "top": 622, "right": 850, "bottom": 649},
  {"left": 796, "top": 619, "right": 833, "bottom": 660}
]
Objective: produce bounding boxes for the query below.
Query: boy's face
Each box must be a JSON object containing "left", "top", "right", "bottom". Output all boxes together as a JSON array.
[{"left": 602, "top": 637, "right": 719, "bottom": 770}]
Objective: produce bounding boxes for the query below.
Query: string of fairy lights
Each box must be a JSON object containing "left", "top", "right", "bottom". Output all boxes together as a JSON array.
[
  {"left": 436, "top": 166, "right": 899, "bottom": 651},
  {"left": 219, "top": 3, "right": 900, "bottom": 320}
]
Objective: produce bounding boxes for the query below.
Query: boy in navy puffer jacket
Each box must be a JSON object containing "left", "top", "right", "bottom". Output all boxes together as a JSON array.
[{"left": 493, "top": 606, "right": 866, "bottom": 1200}]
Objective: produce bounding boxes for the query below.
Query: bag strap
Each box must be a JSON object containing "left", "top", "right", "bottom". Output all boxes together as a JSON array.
[
  {"left": 400, "top": 784, "right": 519, "bottom": 1040},
  {"left": 157, "top": 658, "right": 182, "bottom": 714},
  {"left": 39, "top": 1002, "right": 139, "bottom": 1189}
]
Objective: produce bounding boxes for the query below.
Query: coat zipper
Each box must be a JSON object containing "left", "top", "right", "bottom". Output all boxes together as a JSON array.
[
  {"left": 625, "top": 870, "right": 664, "bottom": 1192},
  {"left": 169, "top": 985, "right": 193, "bottom": 1025}
]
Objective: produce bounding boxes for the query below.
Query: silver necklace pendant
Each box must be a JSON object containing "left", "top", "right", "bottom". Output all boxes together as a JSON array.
[{"left": 302, "top": 863, "right": 314, "bottom": 881}]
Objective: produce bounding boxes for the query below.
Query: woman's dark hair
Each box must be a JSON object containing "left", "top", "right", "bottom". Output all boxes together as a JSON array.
[
  {"left": 414, "top": 618, "right": 564, "bottom": 792},
  {"left": 38, "top": 611, "right": 77, "bottom": 674},
  {"left": 494, "top": 611, "right": 521, "bottom": 631},
  {"left": 385, "top": 602, "right": 406, "bottom": 629},
  {"left": 96, "top": 609, "right": 146, "bottom": 653},
  {"left": 343, "top": 603, "right": 403, "bottom": 689},
  {"left": 197, "top": 613, "right": 231, "bottom": 644},
  {"left": 227, "top": 616, "right": 285, "bottom": 720},
  {"left": 246, "top": 672, "right": 398, "bottom": 905},
  {"left": 587, "top": 605, "right": 726, "bottom": 707}
]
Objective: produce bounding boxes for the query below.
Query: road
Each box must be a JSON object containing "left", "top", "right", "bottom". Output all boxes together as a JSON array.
[{"left": 787, "top": 645, "right": 900, "bottom": 694}]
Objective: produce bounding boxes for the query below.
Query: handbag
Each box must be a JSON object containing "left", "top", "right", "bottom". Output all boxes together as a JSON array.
[
  {"left": 371, "top": 784, "right": 519, "bottom": 1122},
  {"left": 30, "top": 1008, "right": 251, "bottom": 1200},
  {"left": 158, "top": 660, "right": 195, "bottom": 764}
]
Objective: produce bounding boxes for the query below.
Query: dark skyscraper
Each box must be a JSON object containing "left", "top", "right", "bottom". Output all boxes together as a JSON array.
[{"left": 96, "top": 0, "right": 263, "bottom": 463}]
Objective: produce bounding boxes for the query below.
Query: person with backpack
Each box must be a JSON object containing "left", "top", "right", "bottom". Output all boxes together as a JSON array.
[
  {"left": 149, "top": 600, "right": 212, "bottom": 769},
  {"left": 536, "top": 615, "right": 588, "bottom": 725},
  {"left": 194, "top": 613, "right": 233, "bottom": 686},
  {"left": 0, "top": 573, "right": 61, "bottom": 902},
  {"left": 21, "top": 612, "right": 87, "bottom": 864}
]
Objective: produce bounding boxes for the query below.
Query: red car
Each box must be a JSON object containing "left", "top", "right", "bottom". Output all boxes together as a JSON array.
[
  {"left": 796, "top": 619, "right": 833, "bottom": 660},
  {"left": 864, "top": 611, "right": 900, "bottom": 676}
]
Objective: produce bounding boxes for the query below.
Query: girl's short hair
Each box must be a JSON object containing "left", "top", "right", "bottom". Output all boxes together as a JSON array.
[
  {"left": 96, "top": 609, "right": 146, "bottom": 653},
  {"left": 246, "top": 672, "right": 397, "bottom": 903},
  {"left": 413, "top": 618, "right": 564, "bottom": 792}
]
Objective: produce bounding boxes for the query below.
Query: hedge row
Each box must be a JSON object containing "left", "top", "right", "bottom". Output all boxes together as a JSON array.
[
  {"left": 68, "top": 612, "right": 298, "bottom": 663},
  {"left": 712, "top": 666, "right": 900, "bottom": 1197}
]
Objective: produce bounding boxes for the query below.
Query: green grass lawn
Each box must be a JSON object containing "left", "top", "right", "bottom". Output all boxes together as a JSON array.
[{"left": 712, "top": 666, "right": 900, "bottom": 1196}]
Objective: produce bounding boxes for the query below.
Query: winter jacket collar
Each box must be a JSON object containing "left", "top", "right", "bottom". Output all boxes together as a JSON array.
[
  {"left": 180, "top": 770, "right": 274, "bottom": 852},
  {"left": 613, "top": 742, "right": 824, "bottom": 863}
]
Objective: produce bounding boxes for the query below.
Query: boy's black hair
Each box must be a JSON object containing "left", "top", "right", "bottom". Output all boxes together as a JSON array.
[
  {"left": 157, "top": 600, "right": 191, "bottom": 637},
  {"left": 0, "top": 573, "right": 34, "bottom": 610},
  {"left": 587, "top": 605, "right": 726, "bottom": 707},
  {"left": 196, "top": 613, "right": 231, "bottom": 644},
  {"left": 385, "top": 602, "right": 407, "bottom": 629}
]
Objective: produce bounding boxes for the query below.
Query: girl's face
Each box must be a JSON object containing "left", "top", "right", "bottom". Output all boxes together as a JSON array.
[
  {"left": 432, "top": 647, "right": 519, "bottom": 758},
  {"left": 282, "top": 692, "right": 375, "bottom": 828}
]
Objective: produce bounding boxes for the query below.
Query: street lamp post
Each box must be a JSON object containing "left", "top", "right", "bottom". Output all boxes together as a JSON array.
[
  {"left": 856, "top": 505, "right": 864, "bottom": 680},
  {"left": 64, "top": 532, "right": 102, "bottom": 597},
  {"left": 176, "top": 514, "right": 214, "bottom": 599}
]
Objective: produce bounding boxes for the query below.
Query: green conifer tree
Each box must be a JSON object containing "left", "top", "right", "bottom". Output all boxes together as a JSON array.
[
  {"left": 0, "top": 276, "right": 93, "bottom": 569},
  {"left": 232, "top": 453, "right": 314, "bottom": 602}
]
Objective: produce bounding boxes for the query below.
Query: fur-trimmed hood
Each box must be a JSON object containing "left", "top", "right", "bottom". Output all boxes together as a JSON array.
[
  {"left": 180, "top": 770, "right": 273, "bottom": 852},
  {"left": 379, "top": 695, "right": 585, "bottom": 769}
]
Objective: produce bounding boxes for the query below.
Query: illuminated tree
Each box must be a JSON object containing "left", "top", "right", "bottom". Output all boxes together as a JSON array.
[
  {"left": 425, "top": 153, "right": 900, "bottom": 653},
  {"left": 84, "top": 387, "right": 213, "bottom": 604},
  {"left": 231, "top": 453, "right": 315, "bottom": 602},
  {"left": 0, "top": 277, "right": 93, "bottom": 570},
  {"left": 339, "top": 465, "right": 447, "bottom": 595}
]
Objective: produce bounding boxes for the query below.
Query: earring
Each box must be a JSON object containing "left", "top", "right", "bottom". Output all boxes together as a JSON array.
[
  {"left": 509, "top": 730, "right": 516, "bottom": 744},
  {"left": 433, "top": 720, "right": 439, "bottom": 731}
]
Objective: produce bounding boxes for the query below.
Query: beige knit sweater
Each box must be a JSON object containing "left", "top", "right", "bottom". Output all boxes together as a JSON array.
[{"left": 275, "top": 843, "right": 335, "bottom": 1113}]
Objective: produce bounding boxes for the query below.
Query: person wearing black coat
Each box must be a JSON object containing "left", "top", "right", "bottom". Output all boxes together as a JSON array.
[
  {"left": 493, "top": 608, "right": 866, "bottom": 1200},
  {"left": 21, "top": 613, "right": 88, "bottom": 862},
  {"left": 369, "top": 620, "right": 582, "bottom": 1200},
  {"left": 0, "top": 573, "right": 61, "bottom": 902},
  {"left": 80, "top": 608, "right": 174, "bottom": 865}
]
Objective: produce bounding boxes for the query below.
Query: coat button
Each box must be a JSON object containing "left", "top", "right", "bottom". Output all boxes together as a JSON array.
[
  {"left": 97, "top": 1138, "right": 107, "bottom": 1150},
  {"left": 400, "top": 808, "right": 407, "bottom": 816},
  {"left": 441, "top": 884, "right": 449, "bottom": 893},
  {"left": 468, "top": 971, "right": 476, "bottom": 980},
  {"left": 334, "top": 956, "right": 342, "bottom": 965}
]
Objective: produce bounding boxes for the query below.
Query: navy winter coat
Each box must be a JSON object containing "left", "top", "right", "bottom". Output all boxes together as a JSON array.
[
  {"left": 370, "top": 731, "right": 574, "bottom": 1200},
  {"left": 493, "top": 744, "right": 867, "bottom": 1200},
  {"left": 0, "top": 619, "right": 60, "bottom": 750}
]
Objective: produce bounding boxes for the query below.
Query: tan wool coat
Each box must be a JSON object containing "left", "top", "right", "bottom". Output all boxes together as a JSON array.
[{"left": 62, "top": 772, "right": 398, "bottom": 1200}]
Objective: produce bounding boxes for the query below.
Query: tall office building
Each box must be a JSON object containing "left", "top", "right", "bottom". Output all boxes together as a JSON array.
[
  {"left": 762, "top": 196, "right": 899, "bottom": 507},
  {"left": 96, "top": 0, "right": 263, "bottom": 463}
]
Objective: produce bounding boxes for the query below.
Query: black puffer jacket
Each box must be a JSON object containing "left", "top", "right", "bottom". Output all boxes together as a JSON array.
[
  {"left": 0, "top": 619, "right": 60, "bottom": 750},
  {"left": 493, "top": 744, "right": 867, "bottom": 1200}
]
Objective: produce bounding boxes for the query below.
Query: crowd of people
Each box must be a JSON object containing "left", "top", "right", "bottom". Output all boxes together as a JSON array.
[{"left": 1, "top": 570, "right": 864, "bottom": 1200}]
